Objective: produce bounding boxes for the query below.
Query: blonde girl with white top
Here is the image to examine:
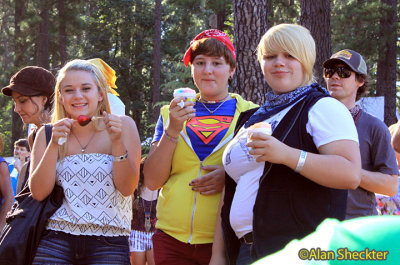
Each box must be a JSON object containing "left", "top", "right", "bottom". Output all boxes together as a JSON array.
[{"left": 29, "top": 59, "right": 140, "bottom": 265}]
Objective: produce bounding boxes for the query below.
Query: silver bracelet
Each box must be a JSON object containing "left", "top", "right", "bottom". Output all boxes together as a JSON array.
[
  {"left": 113, "top": 151, "right": 128, "bottom": 162},
  {"left": 295, "top": 150, "right": 307, "bottom": 173},
  {"left": 164, "top": 130, "right": 179, "bottom": 143}
]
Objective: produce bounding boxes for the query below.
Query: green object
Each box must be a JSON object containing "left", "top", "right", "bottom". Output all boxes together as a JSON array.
[{"left": 254, "top": 216, "right": 400, "bottom": 265}]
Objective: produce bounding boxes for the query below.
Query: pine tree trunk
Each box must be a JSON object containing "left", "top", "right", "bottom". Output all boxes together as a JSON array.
[
  {"left": 14, "top": 0, "right": 26, "bottom": 68},
  {"left": 1, "top": 12, "right": 10, "bottom": 70},
  {"left": 12, "top": 0, "right": 26, "bottom": 153},
  {"left": 152, "top": 0, "right": 162, "bottom": 123},
  {"left": 233, "top": 0, "right": 269, "bottom": 104},
  {"left": 217, "top": 9, "right": 226, "bottom": 30},
  {"left": 376, "top": 0, "right": 397, "bottom": 126},
  {"left": 300, "top": 0, "right": 331, "bottom": 87},
  {"left": 266, "top": 0, "right": 273, "bottom": 27},
  {"left": 126, "top": 0, "right": 144, "bottom": 130},
  {"left": 57, "top": 0, "right": 67, "bottom": 66},
  {"left": 37, "top": 0, "right": 50, "bottom": 69}
]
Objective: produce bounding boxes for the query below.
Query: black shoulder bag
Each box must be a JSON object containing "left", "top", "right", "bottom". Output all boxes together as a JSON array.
[{"left": 0, "top": 125, "right": 65, "bottom": 265}]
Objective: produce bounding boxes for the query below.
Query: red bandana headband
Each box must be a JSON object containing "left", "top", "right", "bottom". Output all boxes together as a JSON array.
[{"left": 183, "top": 29, "right": 236, "bottom": 67}]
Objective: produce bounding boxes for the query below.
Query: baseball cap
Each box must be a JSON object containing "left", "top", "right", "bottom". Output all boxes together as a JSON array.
[
  {"left": 1, "top": 66, "right": 56, "bottom": 98},
  {"left": 323, "top": 49, "right": 367, "bottom": 75}
]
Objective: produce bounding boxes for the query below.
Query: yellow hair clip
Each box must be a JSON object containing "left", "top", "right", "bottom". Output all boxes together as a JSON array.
[{"left": 88, "top": 58, "right": 119, "bottom": 96}]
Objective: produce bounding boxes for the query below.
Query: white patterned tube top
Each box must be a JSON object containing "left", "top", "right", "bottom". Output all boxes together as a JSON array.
[{"left": 47, "top": 153, "right": 132, "bottom": 236}]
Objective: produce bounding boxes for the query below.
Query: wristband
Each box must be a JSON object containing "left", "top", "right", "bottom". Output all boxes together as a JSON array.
[
  {"left": 113, "top": 151, "right": 128, "bottom": 162},
  {"left": 295, "top": 150, "right": 307, "bottom": 173},
  {"left": 164, "top": 130, "right": 179, "bottom": 143}
]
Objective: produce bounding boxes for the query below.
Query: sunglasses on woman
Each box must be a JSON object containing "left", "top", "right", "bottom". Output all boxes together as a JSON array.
[{"left": 324, "top": 67, "right": 352, "bottom": 78}]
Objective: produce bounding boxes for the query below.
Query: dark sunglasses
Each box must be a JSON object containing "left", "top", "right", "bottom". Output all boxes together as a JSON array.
[{"left": 324, "top": 67, "right": 352, "bottom": 78}]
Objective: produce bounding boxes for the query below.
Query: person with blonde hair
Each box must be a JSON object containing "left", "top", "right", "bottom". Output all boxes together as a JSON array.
[
  {"left": 0, "top": 134, "right": 13, "bottom": 230},
  {"left": 29, "top": 59, "right": 141, "bottom": 264},
  {"left": 210, "top": 24, "right": 361, "bottom": 264}
]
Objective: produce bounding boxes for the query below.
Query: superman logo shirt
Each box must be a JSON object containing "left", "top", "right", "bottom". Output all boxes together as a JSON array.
[{"left": 152, "top": 99, "right": 237, "bottom": 161}]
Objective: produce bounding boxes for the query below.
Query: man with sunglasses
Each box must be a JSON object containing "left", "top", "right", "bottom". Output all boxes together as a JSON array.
[{"left": 323, "top": 49, "right": 399, "bottom": 219}]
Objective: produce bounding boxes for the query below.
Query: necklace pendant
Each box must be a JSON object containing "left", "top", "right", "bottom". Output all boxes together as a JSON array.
[
  {"left": 71, "top": 130, "right": 96, "bottom": 154},
  {"left": 144, "top": 211, "right": 151, "bottom": 232}
]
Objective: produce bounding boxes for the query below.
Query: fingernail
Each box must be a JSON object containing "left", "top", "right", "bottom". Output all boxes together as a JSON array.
[
  {"left": 189, "top": 182, "right": 192, "bottom": 186},
  {"left": 191, "top": 187, "right": 194, "bottom": 191}
]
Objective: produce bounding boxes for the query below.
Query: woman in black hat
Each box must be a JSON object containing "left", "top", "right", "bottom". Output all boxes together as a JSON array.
[
  {"left": 2, "top": 66, "right": 56, "bottom": 148},
  {"left": 2, "top": 66, "right": 56, "bottom": 191}
]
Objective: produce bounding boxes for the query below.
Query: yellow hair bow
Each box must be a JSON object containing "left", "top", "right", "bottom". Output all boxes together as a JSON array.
[{"left": 88, "top": 58, "right": 119, "bottom": 96}]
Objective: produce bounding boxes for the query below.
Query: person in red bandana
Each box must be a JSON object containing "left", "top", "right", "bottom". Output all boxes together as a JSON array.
[{"left": 143, "top": 29, "right": 257, "bottom": 265}]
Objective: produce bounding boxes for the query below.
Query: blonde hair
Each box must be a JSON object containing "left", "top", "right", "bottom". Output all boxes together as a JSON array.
[
  {"left": 257, "top": 24, "right": 316, "bottom": 86},
  {"left": 52, "top": 59, "right": 111, "bottom": 123},
  {"left": 52, "top": 59, "right": 112, "bottom": 160}
]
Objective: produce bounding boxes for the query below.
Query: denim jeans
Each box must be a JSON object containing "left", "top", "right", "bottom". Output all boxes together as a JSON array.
[
  {"left": 236, "top": 242, "right": 256, "bottom": 265},
  {"left": 33, "top": 230, "right": 130, "bottom": 265}
]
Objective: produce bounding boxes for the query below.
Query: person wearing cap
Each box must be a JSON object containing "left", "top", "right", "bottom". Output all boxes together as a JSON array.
[
  {"left": 323, "top": 49, "right": 399, "bottom": 219},
  {"left": 1, "top": 66, "right": 56, "bottom": 149},
  {"left": 143, "top": 29, "right": 257, "bottom": 264},
  {"left": 211, "top": 24, "right": 361, "bottom": 265},
  {"left": 2, "top": 66, "right": 55, "bottom": 194}
]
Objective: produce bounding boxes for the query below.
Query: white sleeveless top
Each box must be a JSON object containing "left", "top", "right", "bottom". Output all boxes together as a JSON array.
[{"left": 47, "top": 153, "right": 132, "bottom": 236}]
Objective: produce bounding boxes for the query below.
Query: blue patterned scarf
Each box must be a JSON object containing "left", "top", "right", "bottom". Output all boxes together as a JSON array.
[{"left": 244, "top": 83, "right": 328, "bottom": 128}]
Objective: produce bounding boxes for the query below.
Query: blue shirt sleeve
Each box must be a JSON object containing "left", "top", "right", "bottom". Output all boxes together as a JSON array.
[{"left": 152, "top": 115, "right": 164, "bottom": 143}]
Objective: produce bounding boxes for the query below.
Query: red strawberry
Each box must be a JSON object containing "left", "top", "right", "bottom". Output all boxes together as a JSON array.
[{"left": 77, "top": 115, "right": 92, "bottom": 126}]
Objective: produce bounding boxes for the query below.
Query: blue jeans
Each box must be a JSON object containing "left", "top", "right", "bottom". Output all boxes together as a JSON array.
[
  {"left": 33, "top": 230, "right": 130, "bottom": 264},
  {"left": 236, "top": 242, "right": 256, "bottom": 265}
]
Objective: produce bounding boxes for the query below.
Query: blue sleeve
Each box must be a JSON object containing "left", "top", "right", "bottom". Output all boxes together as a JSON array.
[{"left": 152, "top": 115, "right": 164, "bottom": 143}]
